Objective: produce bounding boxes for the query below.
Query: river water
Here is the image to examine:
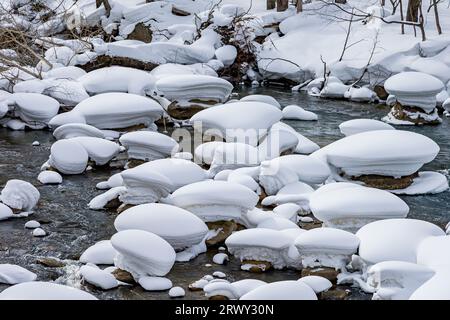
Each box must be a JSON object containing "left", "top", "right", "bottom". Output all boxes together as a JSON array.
[{"left": 0, "top": 88, "right": 448, "bottom": 300}]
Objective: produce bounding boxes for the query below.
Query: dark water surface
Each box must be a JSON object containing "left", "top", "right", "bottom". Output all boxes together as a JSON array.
[{"left": 0, "top": 88, "right": 448, "bottom": 300}]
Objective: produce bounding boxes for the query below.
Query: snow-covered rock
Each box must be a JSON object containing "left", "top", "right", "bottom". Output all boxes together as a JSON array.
[
  {"left": 168, "top": 286, "right": 185, "bottom": 298},
  {"left": 0, "top": 179, "right": 40, "bottom": 211},
  {"left": 80, "top": 240, "right": 117, "bottom": 265},
  {"left": 9, "top": 92, "right": 60, "bottom": 128},
  {"left": 0, "top": 282, "right": 97, "bottom": 300},
  {"left": 139, "top": 276, "right": 173, "bottom": 291},
  {"left": 240, "top": 280, "right": 317, "bottom": 300},
  {"left": 338, "top": 119, "right": 394, "bottom": 137},
  {"left": 204, "top": 279, "right": 267, "bottom": 300},
  {"left": 240, "top": 95, "right": 281, "bottom": 109},
  {"left": 119, "top": 131, "right": 179, "bottom": 161},
  {"left": 282, "top": 105, "right": 318, "bottom": 121},
  {"left": 0, "top": 204, "right": 13, "bottom": 221},
  {"left": 53, "top": 123, "right": 105, "bottom": 140},
  {"left": 272, "top": 122, "right": 320, "bottom": 154},
  {"left": 298, "top": 276, "right": 332, "bottom": 294},
  {"left": 0, "top": 264, "right": 37, "bottom": 284},
  {"left": 80, "top": 265, "right": 119, "bottom": 290},
  {"left": 48, "top": 139, "right": 89, "bottom": 174},
  {"left": 37, "top": 171, "right": 63, "bottom": 184},
  {"left": 215, "top": 45, "right": 237, "bottom": 66},
  {"left": 69, "top": 137, "right": 120, "bottom": 166}
]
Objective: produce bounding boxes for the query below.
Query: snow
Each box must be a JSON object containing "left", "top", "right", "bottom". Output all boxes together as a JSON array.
[
  {"left": 194, "top": 141, "right": 226, "bottom": 165},
  {"left": 139, "top": 276, "right": 173, "bottom": 291},
  {"left": 208, "top": 142, "right": 260, "bottom": 177},
  {"left": 417, "top": 236, "right": 450, "bottom": 269},
  {"left": 168, "top": 286, "right": 185, "bottom": 298},
  {"left": 9, "top": 92, "right": 60, "bottom": 128},
  {"left": 272, "top": 122, "right": 320, "bottom": 154},
  {"left": 356, "top": 219, "right": 445, "bottom": 265},
  {"left": 119, "top": 131, "right": 179, "bottom": 161},
  {"left": 344, "top": 87, "right": 377, "bottom": 102},
  {"left": 0, "top": 179, "right": 40, "bottom": 212},
  {"left": 96, "top": 173, "right": 124, "bottom": 190},
  {"left": 80, "top": 265, "right": 119, "bottom": 290},
  {"left": 0, "top": 203, "right": 13, "bottom": 221},
  {"left": 111, "top": 229, "right": 176, "bottom": 279},
  {"left": 204, "top": 279, "right": 267, "bottom": 300},
  {"left": 261, "top": 181, "right": 314, "bottom": 209},
  {"left": 213, "top": 271, "right": 226, "bottom": 278},
  {"left": 309, "top": 183, "right": 409, "bottom": 232},
  {"left": 213, "top": 253, "right": 229, "bottom": 265},
  {"left": 37, "top": 171, "right": 62, "bottom": 184},
  {"left": 155, "top": 75, "right": 233, "bottom": 102},
  {"left": 79, "top": 66, "right": 156, "bottom": 95},
  {"left": 24, "top": 220, "right": 40, "bottom": 229},
  {"left": 44, "top": 66, "right": 86, "bottom": 80},
  {"left": 240, "top": 95, "right": 281, "bottom": 109},
  {"left": 48, "top": 139, "right": 89, "bottom": 175},
  {"left": 0, "top": 264, "right": 37, "bottom": 284},
  {"left": 298, "top": 276, "right": 332, "bottom": 294},
  {"left": 53, "top": 123, "right": 105, "bottom": 140},
  {"left": 114, "top": 203, "right": 208, "bottom": 250},
  {"left": 163, "top": 180, "right": 258, "bottom": 222},
  {"left": 88, "top": 186, "right": 126, "bottom": 210},
  {"left": 215, "top": 45, "right": 237, "bottom": 66},
  {"left": 311, "top": 130, "right": 440, "bottom": 179},
  {"left": 0, "top": 282, "right": 97, "bottom": 300},
  {"left": 384, "top": 72, "right": 444, "bottom": 112},
  {"left": 190, "top": 101, "right": 282, "bottom": 146},
  {"left": 273, "top": 203, "right": 301, "bottom": 221},
  {"left": 69, "top": 137, "right": 120, "bottom": 166},
  {"left": 150, "top": 63, "right": 218, "bottom": 81},
  {"left": 339, "top": 119, "right": 395, "bottom": 137},
  {"left": 80, "top": 240, "right": 117, "bottom": 265},
  {"left": 257, "top": 217, "right": 299, "bottom": 231},
  {"left": 258, "top": 125, "right": 299, "bottom": 160},
  {"left": 410, "top": 268, "right": 450, "bottom": 300},
  {"left": 33, "top": 228, "right": 46, "bottom": 237},
  {"left": 240, "top": 280, "right": 317, "bottom": 300},
  {"left": 390, "top": 171, "right": 449, "bottom": 195},
  {"left": 48, "top": 110, "right": 87, "bottom": 129},
  {"left": 282, "top": 105, "right": 318, "bottom": 121},
  {"left": 294, "top": 227, "right": 360, "bottom": 269}
]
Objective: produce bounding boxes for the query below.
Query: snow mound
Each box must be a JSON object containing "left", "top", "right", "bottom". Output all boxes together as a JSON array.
[
  {"left": 0, "top": 179, "right": 40, "bottom": 211},
  {"left": 298, "top": 276, "right": 332, "bottom": 294},
  {"left": 37, "top": 171, "right": 62, "bottom": 184},
  {"left": 69, "top": 137, "right": 120, "bottom": 166},
  {"left": 80, "top": 265, "right": 118, "bottom": 290},
  {"left": 339, "top": 119, "right": 394, "bottom": 137},
  {"left": 240, "top": 95, "right": 281, "bottom": 109},
  {"left": 119, "top": 131, "right": 179, "bottom": 161},
  {"left": 240, "top": 280, "right": 317, "bottom": 300},
  {"left": 53, "top": 123, "right": 105, "bottom": 140},
  {"left": 204, "top": 279, "right": 267, "bottom": 299},
  {"left": 282, "top": 105, "right": 318, "bottom": 121},
  {"left": 0, "top": 282, "right": 97, "bottom": 300},
  {"left": 272, "top": 122, "right": 320, "bottom": 154},
  {"left": 0, "top": 264, "right": 37, "bottom": 284},
  {"left": 48, "top": 139, "right": 89, "bottom": 174},
  {"left": 139, "top": 276, "right": 172, "bottom": 291},
  {"left": 10, "top": 92, "right": 60, "bottom": 128},
  {"left": 80, "top": 240, "right": 117, "bottom": 265}
]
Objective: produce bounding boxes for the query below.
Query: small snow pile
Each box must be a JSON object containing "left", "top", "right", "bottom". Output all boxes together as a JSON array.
[
  {"left": 33, "top": 228, "right": 46, "bottom": 237},
  {"left": 204, "top": 279, "right": 267, "bottom": 300},
  {"left": 257, "top": 217, "right": 299, "bottom": 231},
  {"left": 339, "top": 119, "right": 394, "bottom": 136},
  {"left": 168, "top": 286, "right": 185, "bottom": 298},
  {"left": 0, "top": 264, "right": 37, "bottom": 284},
  {"left": 294, "top": 227, "right": 360, "bottom": 269},
  {"left": 215, "top": 45, "right": 237, "bottom": 66},
  {"left": 111, "top": 229, "right": 176, "bottom": 280},
  {"left": 259, "top": 155, "right": 331, "bottom": 195},
  {"left": 298, "top": 276, "right": 332, "bottom": 294},
  {"left": 0, "top": 179, "right": 40, "bottom": 212},
  {"left": 207, "top": 142, "right": 260, "bottom": 177},
  {"left": 240, "top": 280, "right": 317, "bottom": 300},
  {"left": 309, "top": 183, "right": 409, "bottom": 232},
  {"left": 80, "top": 265, "right": 119, "bottom": 290},
  {"left": 114, "top": 203, "right": 209, "bottom": 251},
  {"left": 344, "top": 87, "right": 377, "bottom": 103},
  {"left": 139, "top": 276, "right": 173, "bottom": 291},
  {"left": 383, "top": 72, "right": 444, "bottom": 125},
  {"left": 50, "top": 93, "right": 163, "bottom": 129},
  {"left": 410, "top": 268, "right": 450, "bottom": 300},
  {"left": 0, "top": 203, "right": 14, "bottom": 221},
  {"left": 356, "top": 219, "right": 445, "bottom": 265},
  {"left": 282, "top": 105, "right": 318, "bottom": 121},
  {"left": 261, "top": 181, "right": 314, "bottom": 210},
  {"left": 213, "top": 253, "right": 229, "bottom": 265},
  {"left": 240, "top": 95, "right": 281, "bottom": 109},
  {"left": 68, "top": 137, "right": 120, "bottom": 166},
  {"left": 0, "top": 282, "right": 97, "bottom": 300},
  {"left": 163, "top": 180, "right": 259, "bottom": 222},
  {"left": 47, "top": 139, "right": 89, "bottom": 174},
  {"left": 119, "top": 131, "right": 179, "bottom": 161},
  {"left": 80, "top": 240, "right": 117, "bottom": 265},
  {"left": 79, "top": 66, "right": 156, "bottom": 95},
  {"left": 271, "top": 122, "right": 320, "bottom": 154},
  {"left": 190, "top": 101, "right": 282, "bottom": 146},
  {"left": 53, "top": 123, "right": 105, "bottom": 140},
  {"left": 417, "top": 235, "right": 450, "bottom": 269},
  {"left": 37, "top": 171, "right": 62, "bottom": 184},
  {"left": 24, "top": 220, "right": 40, "bottom": 229}
]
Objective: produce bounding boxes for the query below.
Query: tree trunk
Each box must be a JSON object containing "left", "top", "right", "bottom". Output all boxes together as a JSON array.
[
  {"left": 335, "top": 0, "right": 347, "bottom": 4},
  {"left": 276, "top": 0, "right": 289, "bottom": 12},
  {"left": 432, "top": 0, "right": 442, "bottom": 34},
  {"left": 406, "top": 0, "right": 421, "bottom": 22},
  {"left": 96, "top": 0, "right": 112, "bottom": 16},
  {"left": 267, "top": 0, "right": 276, "bottom": 10},
  {"left": 418, "top": 3, "right": 426, "bottom": 41},
  {"left": 399, "top": 0, "right": 405, "bottom": 34},
  {"left": 297, "top": 0, "right": 303, "bottom": 12}
]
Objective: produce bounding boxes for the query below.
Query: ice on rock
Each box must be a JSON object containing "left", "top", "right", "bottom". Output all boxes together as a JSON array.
[
  {"left": 213, "top": 253, "right": 229, "bottom": 265},
  {"left": 33, "top": 228, "right": 46, "bottom": 237},
  {"left": 241, "top": 280, "right": 317, "bottom": 300},
  {"left": 111, "top": 229, "right": 176, "bottom": 279},
  {"left": 0, "top": 179, "right": 40, "bottom": 212},
  {"left": 339, "top": 119, "right": 395, "bottom": 137},
  {"left": 80, "top": 265, "right": 119, "bottom": 290},
  {"left": 259, "top": 155, "right": 330, "bottom": 195},
  {"left": 114, "top": 203, "right": 208, "bottom": 251},
  {"left": 225, "top": 228, "right": 293, "bottom": 269},
  {"left": 282, "top": 105, "right": 318, "bottom": 121},
  {"left": 240, "top": 95, "right": 281, "bottom": 109},
  {"left": 139, "top": 276, "right": 172, "bottom": 291},
  {"left": 0, "top": 282, "right": 97, "bottom": 300},
  {"left": 294, "top": 227, "right": 359, "bottom": 269},
  {"left": 53, "top": 123, "right": 105, "bottom": 140},
  {"left": 69, "top": 137, "right": 120, "bottom": 166},
  {"left": 311, "top": 130, "right": 440, "bottom": 181},
  {"left": 309, "top": 183, "right": 409, "bottom": 232},
  {"left": 0, "top": 264, "right": 37, "bottom": 284},
  {"left": 168, "top": 286, "right": 185, "bottom": 298},
  {"left": 384, "top": 72, "right": 444, "bottom": 113},
  {"left": 164, "top": 180, "right": 258, "bottom": 222},
  {"left": 366, "top": 261, "right": 435, "bottom": 300},
  {"left": 215, "top": 45, "right": 237, "bottom": 66},
  {"left": 9, "top": 92, "right": 60, "bottom": 128},
  {"left": 37, "top": 171, "right": 62, "bottom": 184},
  {"left": 190, "top": 101, "right": 282, "bottom": 146},
  {"left": 417, "top": 236, "right": 450, "bottom": 269},
  {"left": 48, "top": 139, "right": 89, "bottom": 174},
  {"left": 410, "top": 268, "right": 450, "bottom": 300},
  {"left": 155, "top": 75, "right": 233, "bottom": 103},
  {"left": 356, "top": 219, "right": 445, "bottom": 265},
  {"left": 257, "top": 217, "right": 299, "bottom": 231},
  {"left": 271, "top": 122, "right": 320, "bottom": 154},
  {"left": 80, "top": 240, "right": 117, "bottom": 265},
  {"left": 79, "top": 66, "right": 156, "bottom": 95},
  {"left": 119, "top": 131, "right": 179, "bottom": 161},
  {"left": 298, "top": 276, "right": 332, "bottom": 294},
  {"left": 0, "top": 203, "right": 14, "bottom": 221}
]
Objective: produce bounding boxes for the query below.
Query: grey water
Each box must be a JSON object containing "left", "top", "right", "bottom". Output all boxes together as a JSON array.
[{"left": 0, "top": 88, "right": 448, "bottom": 300}]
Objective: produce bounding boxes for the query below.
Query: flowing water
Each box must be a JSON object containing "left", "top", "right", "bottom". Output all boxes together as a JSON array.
[{"left": 0, "top": 88, "right": 448, "bottom": 300}]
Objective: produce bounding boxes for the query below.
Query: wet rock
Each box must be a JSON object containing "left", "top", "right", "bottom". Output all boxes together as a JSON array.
[
  {"left": 320, "top": 288, "right": 349, "bottom": 300},
  {"left": 127, "top": 23, "right": 152, "bottom": 43},
  {"left": 206, "top": 220, "right": 238, "bottom": 246},
  {"left": 350, "top": 171, "right": 418, "bottom": 190},
  {"left": 112, "top": 268, "right": 135, "bottom": 284},
  {"left": 241, "top": 260, "right": 273, "bottom": 273},
  {"left": 298, "top": 216, "right": 322, "bottom": 230},
  {"left": 373, "top": 85, "right": 388, "bottom": 100},
  {"left": 209, "top": 295, "right": 229, "bottom": 300},
  {"left": 37, "top": 257, "right": 65, "bottom": 268},
  {"left": 104, "top": 197, "right": 121, "bottom": 210},
  {"left": 167, "top": 100, "right": 218, "bottom": 120},
  {"left": 301, "top": 267, "right": 339, "bottom": 283},
  {"left": 117, "top": 203, "right": 134, "bottom": 214},
  {"left": 126, "top": 159, "right": 145, "bottom": 169},
  {"left": 389, "top": 102, "right": 441, "bottom": 125}
]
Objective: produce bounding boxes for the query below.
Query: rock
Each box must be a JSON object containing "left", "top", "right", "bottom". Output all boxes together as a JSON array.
[
  {"left": 24, "top": 220, "right": 40, "bottom": 229},
  {"left": 32, "top": 228, "right": 46, "bottom": 237},
  {"left": 206, "top": 221, "right": 238, "bottom": 246},
  {"left": 351, "top": 171, "right": 418, "bottom": 190},
  {"left": 104, "top": 196, "right": 122, "bottom": 210},
  {"left": 301, "top": 267, "right": 339, "bottom": 283},
  {"left": 112, "top": 268, "right": 135, "bottom": 284},
  {"left": 167, "top": 100, "right": 217, "bottom": 120},
  {"left": 209, "top": 295, "right": 229, "bottom": 300},
  {"left": 373, "top": 85, "right": 388, "bottom": 100},
  {"left": 172, "top": 6, "right": 190, "bottom": 16},
  {"left": 127, "top": 23, "right": 152, "bottom": 43},
  {"left": 169, "top": 286, "right": 185, "bottom": 298},
  {"left": 241, "top": 260, "right": 273, "bottom": 273},
  {"left": 388, "top": 102, "right": 441, "bottom": 125},
  {"left": 116, "top": 203, "right": 134, "bottom": 214},
  {"left": 298, "top": 219, "right": 322, "bottom": 230},
  {"left": 320, "top": 288, "right": 349, "bottom": 300},
  {"left": 125, "top": 159, "right": 145, "bottom": 169},
  {"left": 37, "top": 257, "right": 65, "bottom": 268}
]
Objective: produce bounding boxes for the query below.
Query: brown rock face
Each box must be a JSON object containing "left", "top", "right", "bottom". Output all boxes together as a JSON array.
[
  {"left": 206, "top": 220, "right": 238, "bottom": 246},
  {"left": 37, "top": 257, "right": 65, "bottom": 268},
  {"left": 241, "top": 260, "right": 273, "bottom": 273},
  {"left": 390, "top": 102, "right": 441, "bottom": 125},
  {"left": 126, "top": 159, "right": 145, "bottom": 168},
  {"left": 117, "top": 203, "right": 134, "bottom": 214},
  {"left": 112, "top": 268, "right": 135, "bottom": 284},
  {"left": 167, "top": 99, "right": 219, "bottom": 120},
  {"left": 79, "top": 55, "right": 157, "bottom": 73},
  {"left": 104, "top": 197, "right": 121, "bottom": 210},
  {"left": 320, "top": 288, "right": 349, "bottom": 300},
  {"left": 301, "top": 267, "right": 339, "bottom": 283},
  {"left": 373, "top": 85, "right": 389, "bottom": 100},
  {"left": 127, "top": 23, "right": 152, "bottom": 43},
  {"left": 209, "top": 295, "right": 230, "bottom": 300},
  {"left": 350, "top": 172, "right": 418, "bottom": 190}
]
